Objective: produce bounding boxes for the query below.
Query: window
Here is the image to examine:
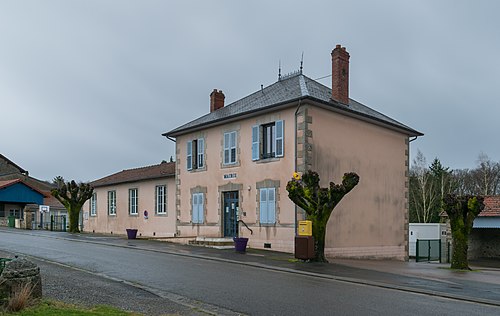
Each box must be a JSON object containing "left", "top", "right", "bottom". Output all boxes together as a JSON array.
[
  {"left": 223, "top": 131, "right": 237, "bottom": 165},
  {"left": 90, "top": 193, "right": 97, "bottom": 216},
  {"left": 156, "top": 185, "right": 167, "bottom": 214},
  {"left": 129, "top": 189, "right": 138, "bottom": 215},
  {"left": 252, "top": 120, "right": 284, "bottom": 161},
  {"left": 259, "top": 188, "right": 276, "bottom": 224},
  {"left": 192, "top": 192, "right": 204, "bottom": 224},
  {"left": 187, "top": 138, "right": 204, "bottom": 170},
  {"left": 107, "top": 191, "right": 116, "bottom": 215}
]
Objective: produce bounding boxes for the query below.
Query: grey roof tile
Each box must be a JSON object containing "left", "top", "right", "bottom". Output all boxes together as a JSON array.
[{"left": 165, "top": 73, "right": 422, "bottom": 137}]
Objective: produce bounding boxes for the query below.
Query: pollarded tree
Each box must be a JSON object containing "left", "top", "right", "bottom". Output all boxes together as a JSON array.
[
  {"left": 286, "top": 170, "right": 360, "bottom": 262},
  {"left": 442, "top": 194, "right": 485, "bottom": 270},
  {"left": 51, "top": 177, "right": 94, "bottom": 233}
]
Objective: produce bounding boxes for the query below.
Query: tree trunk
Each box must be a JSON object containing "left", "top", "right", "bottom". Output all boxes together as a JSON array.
[
  {"left": 451, "top": 227, "right": 469, "bottom": 270},
  {"left": 311, "top": 216, "right": 328, "bottom": 263},
  {"left": 68, "top": 204, "right": 81, "bottom": 233}
]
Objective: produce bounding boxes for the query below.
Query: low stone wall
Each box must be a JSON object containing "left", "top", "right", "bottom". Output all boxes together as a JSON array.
[{"left": 0, "top": 218, "right": 7, "bottom": 227}]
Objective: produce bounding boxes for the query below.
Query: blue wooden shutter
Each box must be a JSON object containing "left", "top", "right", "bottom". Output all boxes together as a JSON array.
[
  {"left": 268, "top": 188, "right": 276, "bottom": 224},
  {"left": 198, "top": 193, "right": 204, "bottom": 223},
  {"left": 275, "top": 120, "right": 284, "bottom": 157},
  {"left": 187, "top": 141, "right": 193, "bottom": 170},
  {"left": 230, "top": 131, "right": 236, "bottom": 163},
  {"left": 197, "top": 138, "right": 204, "bottom": 168},
  {"left": 260, "top": 189, "right": 268, "bottom": 223},
  {"left": 252, "top": 125, "right": 259, "bottom": 161},
  {"left": 192, "top": 193, "right": 199, "bottom": 223},
  {"left": 224, "top": 132, "right": 230, "bottom": 164}
]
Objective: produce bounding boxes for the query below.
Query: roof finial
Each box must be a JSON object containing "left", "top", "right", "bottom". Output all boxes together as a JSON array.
[
  {"left": 300, "top": 52, "right": 304, "bottom": 73},
  {"left": 278, "top": 60, "right": 282, "bottom": 81}
]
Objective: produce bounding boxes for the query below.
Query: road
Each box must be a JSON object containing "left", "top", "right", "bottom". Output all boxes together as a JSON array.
[{"left": 1, "top": 230, "right": 499, "bottom": 315}]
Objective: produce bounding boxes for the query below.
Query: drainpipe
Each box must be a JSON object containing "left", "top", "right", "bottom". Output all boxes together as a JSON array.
[{"left": 294, "top": 99, "right": 303, "bottom": 237}]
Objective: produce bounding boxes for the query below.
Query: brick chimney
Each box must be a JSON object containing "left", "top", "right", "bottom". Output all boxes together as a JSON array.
[
  {"left": 331, "top": 45, "right": 350, "bottom": 105},
  {"left": 210, "top": 89, "right": 225, "bottom": 112}
]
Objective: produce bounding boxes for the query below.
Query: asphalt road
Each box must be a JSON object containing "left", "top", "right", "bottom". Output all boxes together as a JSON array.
[{"left": 1, "top": 230, "right": 500, "bottom": 315}]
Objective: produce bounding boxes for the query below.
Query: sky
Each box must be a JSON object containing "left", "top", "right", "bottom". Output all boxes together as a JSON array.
[{"left": 1, "top": 0, "right": 499, "bottom": 182}]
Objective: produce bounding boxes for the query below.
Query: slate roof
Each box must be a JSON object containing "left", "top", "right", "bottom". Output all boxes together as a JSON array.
[
  {"left": 165, "top": 73, "right": 422, "bottom": 137},
  {"left": 91, "top": 161, "right": 175, "bottom": 188},
  {"left": 480, "top": 196, "right": 500, "bottom": 217}
]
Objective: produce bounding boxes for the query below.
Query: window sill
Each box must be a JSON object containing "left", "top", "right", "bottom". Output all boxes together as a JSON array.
[
  {"left": 259, "top": 223, "right": 276, "bottom": 227},
  {"left": 155, "top": 213, "right": 168, "bottom": 216},
  {"left": 129, "top": 214, "right": 139, "bottom": 217},
  {"left": 188, "top": 167, "right": 206, "bottom": 173},
  {"left": 221, "top": 162, "right": 240, "bottom": 169},
  {"left": 256, "top": 157, "right": 280, "bottom": 164}
]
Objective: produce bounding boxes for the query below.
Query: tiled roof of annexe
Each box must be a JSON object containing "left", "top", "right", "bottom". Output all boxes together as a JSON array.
[
  {"left": 480, "top": 196, "right": 500, "bottom": 217},
  {"left": 165, "top": 73, "right": 422, "bottom": 137},
  {"left": 91, "top": 161, "right": 175, "bottom": 188}
]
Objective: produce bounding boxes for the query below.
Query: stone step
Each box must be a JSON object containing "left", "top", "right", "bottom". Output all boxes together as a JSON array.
[{"left": 189, "top": 237, "right": 235, "bottom": 249}]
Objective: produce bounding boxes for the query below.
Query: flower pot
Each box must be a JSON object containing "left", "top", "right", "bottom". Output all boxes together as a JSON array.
[
  {"left": 126, "top": 229, "right": 138, "bottom": 239},
  {"left": 233, "top": 237, "right": 249, "bottom": 253}
]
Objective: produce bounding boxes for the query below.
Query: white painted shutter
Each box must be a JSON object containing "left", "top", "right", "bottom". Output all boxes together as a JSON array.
[
  {"left": 230, "top": 131, "right": 236, "bottom": 163},
  {"left": 260, "top": 189, "right": 268, "bottom": 223},
  {"left": 187, "top": 141, "right": 193, "bottom": 170},
  {"left": 267, "top": 188, "right": 276, "bottom": 224},
  {"left": 275, "top": 120, "right": 284, "bottom": 157},
  {"left": 224, "top": 132, "right": 230, "bottom": 164},
  {"left": 252, "top": 125, "right": 259, "bottom": 161},
  {"left": 192, "top": 194, "right": 198, "bottom": 223},
  {"left": 197, "top": 138, "right": 204, "bottom": 168},
  {"left": 198, "top": 193, "right": 204, "bottom": 223}
]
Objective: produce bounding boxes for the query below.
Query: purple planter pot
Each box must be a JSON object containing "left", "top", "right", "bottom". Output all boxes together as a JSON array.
[{"left": 233, "top": 237, "right": 249, "bottom": 253}]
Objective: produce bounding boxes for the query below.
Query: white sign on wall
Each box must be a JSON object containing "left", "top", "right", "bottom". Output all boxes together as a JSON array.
[{"left": 223, "top": 173, "right": 237, "bottom": 180}]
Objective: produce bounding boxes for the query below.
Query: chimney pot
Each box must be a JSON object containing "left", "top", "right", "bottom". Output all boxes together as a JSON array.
[
  {"left": 331, "top": 45, "right": 350, "bottom": 105},
  {"left": 210, "top": 89, "right": 225, "bottom": 112}
]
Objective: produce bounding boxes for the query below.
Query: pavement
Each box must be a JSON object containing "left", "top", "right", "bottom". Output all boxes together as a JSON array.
[{"left": 2, "top": 227, "right": 500, "bottom": 308}]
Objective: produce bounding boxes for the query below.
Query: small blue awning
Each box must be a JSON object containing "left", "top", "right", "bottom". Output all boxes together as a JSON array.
[{"left": 473, "top": 217, "right": 500, "bottom": 229}]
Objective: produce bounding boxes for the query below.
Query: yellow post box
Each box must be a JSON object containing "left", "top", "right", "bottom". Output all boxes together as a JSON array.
[{"left": 298, "top": 220, "right": 312, "bottom": 236}]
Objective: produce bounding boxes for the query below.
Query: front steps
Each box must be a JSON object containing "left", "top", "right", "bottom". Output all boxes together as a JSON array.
[{"left": 189, "top": 237, "right": 235, "bottom": 249}]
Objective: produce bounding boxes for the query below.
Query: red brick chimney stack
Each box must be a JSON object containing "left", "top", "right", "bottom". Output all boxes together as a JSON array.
[
  {"left": 331, "top": 44, "right": 350, "bottom": 105},
  {"left": 210, "top": 89, "right": 225, "bottom": 112}
]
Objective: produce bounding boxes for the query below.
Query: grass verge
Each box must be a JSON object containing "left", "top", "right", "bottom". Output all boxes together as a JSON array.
[{"left": 1, "top": 300, "right": 142, "bottom": 316}]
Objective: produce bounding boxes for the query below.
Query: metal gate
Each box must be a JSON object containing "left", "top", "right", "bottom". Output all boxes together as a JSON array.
[
  {"left": 416, "top": 239, "right": 441, "bottom": 262},
  {"left": 50, "top": 215, "right": 67, "bottom": 232}
]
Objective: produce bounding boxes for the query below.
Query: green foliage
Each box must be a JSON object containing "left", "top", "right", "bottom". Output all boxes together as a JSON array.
[
  {"left": 442, "top": 194, "right": 485, "bottom": 270},
  {"left": 409, "top": 152, "right": 453, "bottom": 223},
  {"left": 51, "top": 177, "right": 93, "bottom": 233},
  {"left": 286, "top": 170, "right": 359, "bottom": 262},
  {"left": 10, "top": 299, "right": 140, "bottom": 315}
]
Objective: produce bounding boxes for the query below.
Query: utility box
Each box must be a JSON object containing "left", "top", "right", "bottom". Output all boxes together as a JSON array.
[
  {"left": 298, "top": 220, "right": 312, "bottom": 236},
  {"left": 295, "top": 236, "right": 314, "bottom": 260}
]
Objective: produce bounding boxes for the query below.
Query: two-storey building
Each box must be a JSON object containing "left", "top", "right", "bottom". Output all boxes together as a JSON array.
[{"left": 164, "top": 46, "right": 422, "bottom": 260}]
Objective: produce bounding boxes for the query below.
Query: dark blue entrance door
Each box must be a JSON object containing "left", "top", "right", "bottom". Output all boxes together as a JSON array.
[{"left": 223, "top": 191, "right": 239, "bottom": 237}]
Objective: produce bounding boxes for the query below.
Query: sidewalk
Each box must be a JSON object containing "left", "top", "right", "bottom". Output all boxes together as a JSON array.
[{"left": 3, "top": 227, "right": 500, "bottom": 306}]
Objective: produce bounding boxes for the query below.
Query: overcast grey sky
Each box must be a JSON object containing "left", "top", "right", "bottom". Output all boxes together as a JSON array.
[{"left": 1, "top": 0, "right": 499, "bottom": 182}]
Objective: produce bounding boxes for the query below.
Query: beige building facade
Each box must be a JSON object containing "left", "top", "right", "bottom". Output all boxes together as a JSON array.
[
  {"left": 165, "top": 45, "right": 422, "bottom": 260},
  {"left": 83, "top": 161, "right": 176, "bottom": 238}
]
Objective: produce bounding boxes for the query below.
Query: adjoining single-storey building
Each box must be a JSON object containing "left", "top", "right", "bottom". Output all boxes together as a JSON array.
[
  {"left": 469, "top": 196, "right": 500, "bottom": 259},
  {"left": 163, "top": 45, "right": 422, "bottom": 260},
  {"left": 0, "top": 153, "right": 66, "bottom": 230},
  {"left": 82, "top": 161, "right": 177, "bottom": 238}
]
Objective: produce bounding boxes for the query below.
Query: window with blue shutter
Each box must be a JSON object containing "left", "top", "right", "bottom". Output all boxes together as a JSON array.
[
  {"left": 224, "top": 131, "right": 237, "bottom": 165},
  {"left": 192, "top": 193, "right": 204, "bottom": 224},
  {"left": 252, "top": 120, "right": 284, "bottom": 160},
  {"left": 187, "top": 141, "right": 193, "bottom": 170},
  {"left": 197, "top": 138, "right": 204, "bottom": 168},
  {"left": 259, "top": 188, "right": 276, "bottom": 224},
  {"left": 275, "top": 120, "right": 284, "bottom": 157},
  {"left": 252, "top": 125, "right": 259, "bottom": 161}
]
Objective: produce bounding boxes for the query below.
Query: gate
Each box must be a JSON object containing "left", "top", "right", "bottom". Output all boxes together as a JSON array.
[
  {"left": 416, "top": 239, "right": 441, "bottom": 262},
  {"left": 50, "top": 215, "right": 67, "bottom": 232}
]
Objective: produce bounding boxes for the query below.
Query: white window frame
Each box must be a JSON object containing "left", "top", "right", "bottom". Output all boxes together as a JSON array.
[
  {"left": 252, "top": 120, "right": 284, "bottom": 160},
  {"left": 259, "top": 187, "right": 276, "bottom": 224},
  {"left": 187, "top": 138, "right": 204, "bottom": 171},
  {"left": 107, "top": 190, "right": 116, "bottom": 216},
  {"left": 90, "top": 193, "right": 97, "bottom": 216},
  {"left": 155, "top": 185, "right": 167, "bottom": 214},
  {"left": 129, "top": 188, "right": 138, "bottom": 215},
  {"left": 223, "top": 131, "right": 237, "bottom": 165},
  {"left": 192, "top": 192, "right": 204, "bottom": 224}
]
